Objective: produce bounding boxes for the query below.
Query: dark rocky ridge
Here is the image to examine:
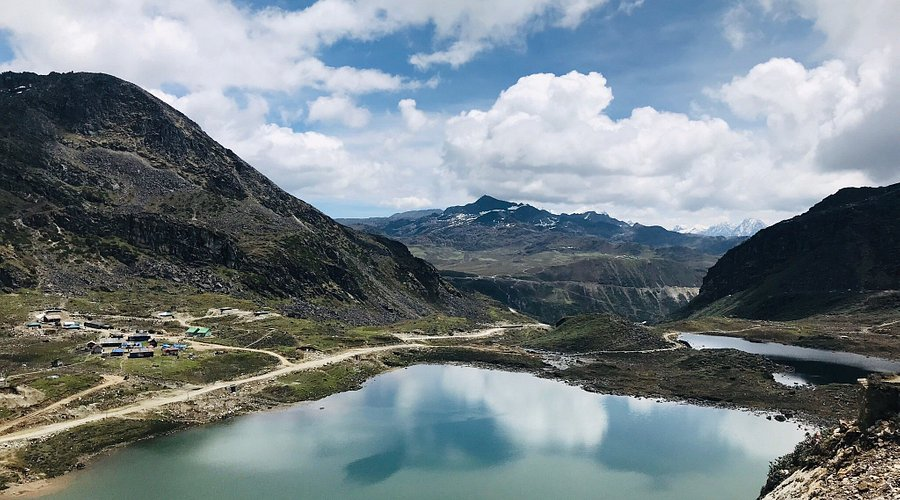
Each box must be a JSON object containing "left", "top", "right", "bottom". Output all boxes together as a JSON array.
[
  {"left": 0, "top": 71, "right": 475, "bottom": 323},
  {"left": 686, "top": 182, "right": 900, "bottom": 319}
]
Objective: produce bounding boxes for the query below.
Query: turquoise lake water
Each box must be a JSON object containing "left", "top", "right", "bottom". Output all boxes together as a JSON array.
[{"left": 48, "top": 364, "right": 809, "bottom": 499}]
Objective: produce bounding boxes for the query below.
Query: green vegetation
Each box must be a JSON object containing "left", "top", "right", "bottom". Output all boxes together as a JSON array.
[
  {"left": 524, "top": 314, "right": 668, "bottom": 353},
  {"left": 355, "top": 314, "right": 472, "bottom": 336},
  {"left": 0, "top": 337, "right": 90, "bottom": 376},
  {"left": 123, "top": 351, "right": 277, "bottom": 384},
  {"left": 16, "top": 418, "right": 184, "bottom": 477},
  {"left": 0, "top": 290, "right": 57, "bottom": 327},
  {"left": 260, "top": 360, "right": 386, "bottom": 403},
  {"left": 66, "top": 285, "right": 280, "bottom": 318},
  {"left": 393, "top": 347, "right": 547, "bottom": 370},
  {"left": 26, "top": 373, "right": 102, "bottom": 401}
]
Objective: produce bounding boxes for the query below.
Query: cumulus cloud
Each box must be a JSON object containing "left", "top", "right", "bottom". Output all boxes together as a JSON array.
[
  {"left": 441, "top": 70, "right": 871, "bottom": 224},
  {"left": 0, "top": 0, "right": 414, "bottom": 95},
  {"left": 307, "top": 95, "right": 371, "bottom": 128},
  {"left": 715, "top": 0, "right": 900, "bottom": 181},
  {"left": 398, "top": 98, "right": 430, "bottom": 131}
]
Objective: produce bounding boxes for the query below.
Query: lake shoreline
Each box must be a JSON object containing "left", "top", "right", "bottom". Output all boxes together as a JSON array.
[{"left": 0, "top": 336, "right": 863, "bottom": 497}]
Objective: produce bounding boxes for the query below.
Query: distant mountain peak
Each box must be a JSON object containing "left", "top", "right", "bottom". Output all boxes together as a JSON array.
[{"left": 674, "top": 218, "right": 766, "bottom": 238}]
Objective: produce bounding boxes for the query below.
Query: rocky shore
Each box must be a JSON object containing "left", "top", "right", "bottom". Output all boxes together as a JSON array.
[{"left": 761, "top": 375, "right": 900, "bottom": 499}]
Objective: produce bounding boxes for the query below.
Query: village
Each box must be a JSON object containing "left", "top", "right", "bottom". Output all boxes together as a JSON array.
[{"left": 19, "top": 308, "right": 225, "bottom": 363}]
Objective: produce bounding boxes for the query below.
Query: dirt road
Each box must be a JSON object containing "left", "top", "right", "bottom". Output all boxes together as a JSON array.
[
  {"left": 0, "top": 375, "right": 125, "bottom": 434},
  {"left": 0, "top": 323, "right": 524, "bottom": 444}
]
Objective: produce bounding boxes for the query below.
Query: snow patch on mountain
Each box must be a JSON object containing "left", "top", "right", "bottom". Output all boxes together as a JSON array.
[{"left": 673, "top": 218, "right": 766, "bottom": 237}]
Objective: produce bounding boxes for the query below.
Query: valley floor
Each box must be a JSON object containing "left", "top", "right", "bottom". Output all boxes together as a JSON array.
[{"left": 0, "top": 298, "right": 895, "bottom": 496}]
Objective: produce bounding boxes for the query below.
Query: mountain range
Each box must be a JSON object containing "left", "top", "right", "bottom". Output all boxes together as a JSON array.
[
  {"left": 0, "top": 71, "right": 476, "bottom": 324},
  {"left": 341, "top": 195, "right": 747, "bottom": 323}
]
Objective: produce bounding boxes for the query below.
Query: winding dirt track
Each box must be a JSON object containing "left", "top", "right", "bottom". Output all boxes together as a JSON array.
[
  {"left": 0, "top": 324, "right": 530, "bottom": 444},
  {"left": 0, "top": 375, "right": 125, "bottom": 435}
]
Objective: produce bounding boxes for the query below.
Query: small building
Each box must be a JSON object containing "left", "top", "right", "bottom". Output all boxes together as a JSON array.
[
  {"left": 85, "top": 321, "right": 111, "bottom": 329},
  {"left": 127, "top": 333, "right": 152, "bottom": 342},
  {"left": 86, "top": 341, "right": 98, "bottom": 349},
  {"left": 90, "top": 345, "right": 103, "bottom": 355},
  {"left": 110, "top": 348, "right": 125, "bottom": 357},
  {"left": 26, "top": 322, "right": 42, "bottom": 329},
  {"left": 158, "top": 312, "right": 174, "bottom": 318},
  {"left": 148, "top": 339, "right": 158, "bottom": 348},
  {"left": 42, "top": 313, "right": 61, "bottom": 324},
  {"left": 110, "top": 332, "right": 125, "bottom": 339},
  {"left": 173, "top": 344, "right": 188, "bottom": 350},
  {"left": 185, "top": 327, "right": 211, "bottom": 337},
  {"left": 62, "top": 322, "right": 82, "bottom": 330},
  {"left": 162, "top": 347, "right": 180, "bottom": 356},
  {"left": 128, "top": 348, "right": 154, "bottom": 358},
  {"left": 219, "top": 307, "right": 233, "bottom": 313},
  {"left": 99, "top": 338, "right": 124, "bottom": 348}
]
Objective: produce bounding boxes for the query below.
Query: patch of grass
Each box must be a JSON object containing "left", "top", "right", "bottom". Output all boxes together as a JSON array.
[
  {"left": 373, "top": 314, "right": 473, "bottom": 336},
  {"left": 26, "top": 373, "right": 102, "bottom": 401},
  {"left": 16, "top": 418, "right": 184, "bottom": 477},
  {"left": 525, "top": 314, "right": 667, "bottom": 353},
  {"left": 394, "top": 347, "right": 547, "bottom": 370},
  {"left": 0, "top": 290, "right": 55, "bottom": 327},
  {"left": 66, "top": 283, "right": 283, "bottom": 318},
  {"left": 663, "top": 316, "right": 761, "bottom": 333},
  {"left": 260, "top": 359, "right": 386, "bottom": 403},
  {"left": 0, "top": 337, "right": 89, "bottom": 375},
  {"left": 122, "top": 351, "right": 277, "bottom": 384}
]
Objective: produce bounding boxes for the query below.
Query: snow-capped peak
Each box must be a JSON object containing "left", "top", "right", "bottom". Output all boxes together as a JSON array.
[{"left": 673, "top": 218, "right": 766, "bottom": 237}]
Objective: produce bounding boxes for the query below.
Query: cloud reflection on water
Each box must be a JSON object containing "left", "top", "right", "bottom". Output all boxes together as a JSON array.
[{"left": 185, "top": 364, "right": 806, "bottom": 485}]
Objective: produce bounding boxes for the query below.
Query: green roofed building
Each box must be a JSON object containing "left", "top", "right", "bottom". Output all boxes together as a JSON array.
[{"left": 185, "top": 327, "right": 211, "bottom": 337}]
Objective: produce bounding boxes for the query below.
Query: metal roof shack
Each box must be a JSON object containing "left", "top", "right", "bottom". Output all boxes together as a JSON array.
[
  {"left": 25, "top": 322, "right": 42, "bottom": 328},
  {"left": 110, "top": 348, "right": 125, "bottom": 356},
  {"left": 62, "top": 322, "right": 82, "bottom": 330},
  {"left": 162, "top": 347, "right": 180, "bottom": 356},
  {"left": 99, "top": 338, "right": 124, "bottom": 347},
  {"left": 42, "top": 313, "right": 61, "bottom": 324},
  {"left": 128, "top": 348, "right": 155, "bottom": 358},
  {"left": 85, "top": 321, "right": 111, "bottom": 329},
  {"left": 127, "top": 333, "right": 152, "bottom": 342}
]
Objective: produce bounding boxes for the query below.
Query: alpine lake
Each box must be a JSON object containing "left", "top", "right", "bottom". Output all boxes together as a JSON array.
[{"left": 45, "top": 364, "right": 811, "bottom": 500}]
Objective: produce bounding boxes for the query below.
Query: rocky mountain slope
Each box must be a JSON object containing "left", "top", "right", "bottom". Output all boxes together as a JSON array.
[
  {"left": 342, "top": 196, "right": 743, "bottom": 323},
  {"left": 685, "top": 182, "right": 900, "bottom": 320},
  {"left": 0, "top": 71, "right": 474, "bottom": 323}
]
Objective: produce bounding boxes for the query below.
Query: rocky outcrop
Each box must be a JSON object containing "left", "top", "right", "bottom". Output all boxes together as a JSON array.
[
  {"left": 687, "top": 182, "right": 900, "bottom": 320},
  {"left": 761, "top": 375, "right": 900, "bottom": 499}
]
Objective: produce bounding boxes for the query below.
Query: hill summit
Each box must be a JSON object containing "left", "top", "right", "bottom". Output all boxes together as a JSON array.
[{"left": 0, "top": 71, "right": 473, "bottom": 323}]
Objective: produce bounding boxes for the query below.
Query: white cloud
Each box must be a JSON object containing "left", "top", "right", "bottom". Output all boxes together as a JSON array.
[
  {"left": 721, "top": 3, "right": 755, "bottom": 49},
  {"left": 307, "top": 95, "right": 371, "bottom": 128},
  {"left": 0, "top": 0, "right": 897, "bottom": 225},
  {"left": 441, "top": 70, "right": 872, "bottom": 226},
  {"left": 398, "top": 98, "right": 430, "bottom": 131}
]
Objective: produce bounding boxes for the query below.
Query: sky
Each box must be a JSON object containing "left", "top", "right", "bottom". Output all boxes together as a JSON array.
[{"left": 0, "top": 1, "right": 898, "bottom": 228}]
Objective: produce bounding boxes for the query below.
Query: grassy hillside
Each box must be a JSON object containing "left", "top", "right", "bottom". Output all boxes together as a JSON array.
[{"left": 524, "top": 313, "right": 668, "bottom": 353}]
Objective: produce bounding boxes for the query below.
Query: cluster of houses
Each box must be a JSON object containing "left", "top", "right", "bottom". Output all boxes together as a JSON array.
[
  {"left": 86, "top": 327, "right": 210, "bottom": 358},
  {"left": 24, "top": 308, "right": 217, "bottom": 360}
]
